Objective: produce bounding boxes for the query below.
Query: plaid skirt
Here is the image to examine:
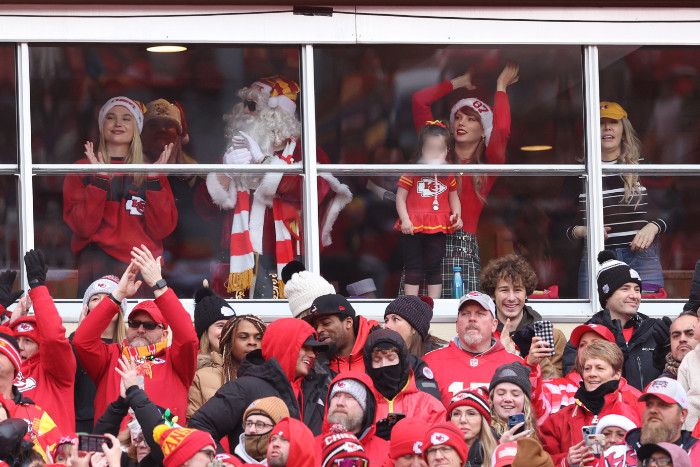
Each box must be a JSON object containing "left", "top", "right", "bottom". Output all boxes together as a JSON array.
[{"left": 399, "top": 231, "right": 481, "bottom": 298}]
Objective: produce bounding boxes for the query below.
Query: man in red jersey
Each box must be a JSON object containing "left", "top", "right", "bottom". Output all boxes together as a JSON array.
[{"left": 423, "top": 291, "right": 545, "bottom": 407}]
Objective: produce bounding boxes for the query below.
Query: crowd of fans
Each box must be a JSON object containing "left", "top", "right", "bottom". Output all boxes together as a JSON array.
[{"left": 0, "top": 245, "right": 697, "bottom": 467}]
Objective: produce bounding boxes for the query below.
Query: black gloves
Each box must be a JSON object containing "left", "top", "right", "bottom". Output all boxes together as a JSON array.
[
  {"left": 0, "top": 270, "right": 22, "bottom": 309},
  {"left": 511, "top": 325, "right": 536, "bottom": 357},
  {"left": 652, "top": 316, "right": 672, "bottom": 347},
  {"left": 23, "top": 249, "right": 47, "bottom": 289}
]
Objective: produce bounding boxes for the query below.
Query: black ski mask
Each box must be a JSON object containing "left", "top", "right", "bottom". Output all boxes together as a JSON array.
[{"left": 363, "top": 328, "right": 410, "bottom": 400}]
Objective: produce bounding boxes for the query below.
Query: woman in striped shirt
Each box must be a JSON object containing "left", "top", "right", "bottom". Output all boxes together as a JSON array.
[{"left": 567, "top": 101, "right": 667, "bottom": 298}]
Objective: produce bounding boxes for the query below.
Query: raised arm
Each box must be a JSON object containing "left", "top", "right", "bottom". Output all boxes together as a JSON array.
[
  {"left": 143, "top": 176, "right": 178, "bottom": 241},
  {"left": 485, "top": 63, "right": 519, "bottom": 165}
]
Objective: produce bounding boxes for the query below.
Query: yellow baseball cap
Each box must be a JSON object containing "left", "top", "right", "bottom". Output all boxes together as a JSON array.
[{"left": 600, "top": 101, "right": 627, "bottom": 120}]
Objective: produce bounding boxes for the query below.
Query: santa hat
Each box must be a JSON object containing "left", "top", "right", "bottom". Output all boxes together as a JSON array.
[
  {"left": 0, "top": 330, "right": 21, "bottom": 376},
  {"left": 253, "top": 76, "right": 301, "bottom": 114},
  {"left": 152, "top": 424, "right": 215, "bottom": 467},
  {"left": 10, "top": 317, "right": 39, "bottom": 344},
  {"left": 98, "top": 96, "right": 145, "bottom": 133},
  {"left": 449, "top": 97, "right": 494, "bottom": 145},
  {"left": 82, "top": 275, "right": 127, "bottom": 315},
  {"left": 320, "top": 427, "right": 368, "bottom": 467},
  {"left": 596, "top": 414, "right": 637, "bottom": 434},
  {"left": 422, "top": 423, "right": 468, "bottom": 464},
  {"left": 145, "top": 98, "right": 190, "bottom": 144},
  {"left": 388, "top": 418, "right": 429, "bottom": 460}
]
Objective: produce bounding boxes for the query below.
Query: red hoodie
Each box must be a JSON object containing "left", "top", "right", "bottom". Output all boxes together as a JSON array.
[
  {"left": 73, "top": 288, "right": 198, "bottom": 423},
  {"left": 328, "top": 316, "right": 379, "bottom": 374},
  {"left": 10, "top": 286, "right": 76, "bottom": 434},
  {"left": 63, "top": 159, "right": 177, "bottom": 264},
  {"left": 261, "top": 317, "right": 318, "bottom": 412},
  {"left": 373, "top": 371, "right": 446, "bottom": 426},
  {"left": 269, "top": 417, "right": 319, "bottom": 467},
  {"left": 317, "top": 371, "right": 389, "bottom": 465}
]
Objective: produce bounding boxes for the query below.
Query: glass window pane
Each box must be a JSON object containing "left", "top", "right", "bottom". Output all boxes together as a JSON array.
[
  {"left": 0, "top": 46, "right": 17, "bottom": 164},
  {"left": 0, "top": 176, "right": 19, "bottom": 270},
  {"left": 34, "top": 172, "right": 304, "bottom": 299},
  {"left": 599, "top": 46, "right": 700, "bottom": 164},
  {"left": 29, "top": 45, "right": 302, "bottom": 164},
  {"left": 319, "top": 174, "right": 584, "bottom": 299},
  {"left": 314, "top": 45, "right": 584, "bottom": 165}
]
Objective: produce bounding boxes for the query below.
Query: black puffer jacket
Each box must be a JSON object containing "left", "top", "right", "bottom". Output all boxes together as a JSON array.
[{"left": 562, "top": 309, "right": 669, "bottom": 391}]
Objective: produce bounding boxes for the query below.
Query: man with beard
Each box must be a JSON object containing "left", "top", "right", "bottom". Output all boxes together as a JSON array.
[
  {"left": 304, "top": 293, "right": 379, "bottom": 374},
  {"left": 625, "top": 377, "right": 700, "bottom": 462},
  {"left": 73, "top": 244, "right": 199, "bottom": 423},
  {"left": 205, "top": 76, "right": 351, "bottom": 298},
  {"left": 317, "top": 371, "right": 389, "bottom": 464},
  {"left": 423, "top": 291, "right": 546, "bottom": 408},
  {"left": 233, "top": 397, "right": 289, "bottom": 464},
  {"left": 665, "top": 313, "right": 699, "bottom": 379}
]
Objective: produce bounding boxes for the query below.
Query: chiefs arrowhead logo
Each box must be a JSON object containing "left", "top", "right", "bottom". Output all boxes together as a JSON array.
[
  {"left": 126, "top": 196, "right": 146, "bottom": 216},
  {"left": 413, "top": 441, "right": 423, "bottom": 454},
  {"left": 16, "top": 323, "right": 34, "bottom": 333},
  {"left": 430, "top": 432, "right": 449, "bottom": 445},
  {"left": 13, "top": 374, "right": 37, "bottom": 392}
]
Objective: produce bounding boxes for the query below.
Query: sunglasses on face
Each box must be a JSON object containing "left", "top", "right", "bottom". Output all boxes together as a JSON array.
[
  {"left": 333, "top": 459, "right": 368, "bottom": 467},
  {"left": 243, "top": 100, "right": 257, "bottom": 112},
  {"left": 127, "top": 320, "right": 161, "bottom": 331}
]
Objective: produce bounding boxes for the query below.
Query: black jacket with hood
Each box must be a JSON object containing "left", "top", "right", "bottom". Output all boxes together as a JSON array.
[
  {"left": 562, "top": 309, "right": 669, "bottom": 391},
  {"left": 625, "top": 426, "right": 698, "bottom": 453},
  {"left": 188, "top": 318, "right": 331, "bottom": 449}
]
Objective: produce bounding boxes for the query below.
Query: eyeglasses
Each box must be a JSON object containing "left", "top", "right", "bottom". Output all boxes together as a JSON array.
[
  {"left": 244, "top": 420, "right": 274, "bottom": 431},
  {"left": 641, "top": 456, "right": 672, "bottom": 467},
  {"left": 127, "top": 320, "right": 161, "bottom": 331},
  {"left": 333, "top": 459, "right": 368, "bottom": 467},
  {"left": 426, "top": 446, "right": 455, "bottom": 458},
  {"left": 243, "top": 100, "right": 257, "bottom": 112}
]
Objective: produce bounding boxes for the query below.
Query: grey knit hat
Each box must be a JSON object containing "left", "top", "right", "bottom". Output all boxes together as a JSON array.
[{"left": 489, "top": 362, "right": 532, "bottom": 398}]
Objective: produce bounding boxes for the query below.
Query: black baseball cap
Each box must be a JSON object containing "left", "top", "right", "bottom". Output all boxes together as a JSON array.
[{"left": 305, "top": 294, "right": 356, "bottom": 323}]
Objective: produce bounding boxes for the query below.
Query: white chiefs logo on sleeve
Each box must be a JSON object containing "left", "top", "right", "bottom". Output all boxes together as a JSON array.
[
  {"left": 416, "top": 177, "right": 447, "bottom": 198},
  {"left": 430, "top": 432, "right": 449, "bottom": 445},
  {"left": 126, "top": 196, "right": 146, "bottom": 216}
]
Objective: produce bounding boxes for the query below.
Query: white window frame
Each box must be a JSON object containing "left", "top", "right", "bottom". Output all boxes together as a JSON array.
[{"left": 2, "top": 5, "right": 698, "bottom": 322}]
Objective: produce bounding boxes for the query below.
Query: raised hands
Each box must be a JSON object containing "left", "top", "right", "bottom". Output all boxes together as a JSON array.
[
  {"left": 153, "top": 143, "right": 174, "bottom": 165},
  {"left": 497, "top": 62, "right": 520, "bottom": 92},
  {"left": 116, "top": 355, "right": 142, "bottom": 398},
  {"left": 232, "top": 131, "right": 266, "bottom": 163},
  {"left": 451, "top": 69, "right": 477, "bottom": 91},
  {"left": 113, "top": 262, "right": 143, "bottom": 302},
  {"left": 85, "top": 141, "right": 109, "bottom": 178},
  {"left": 130, "top": 245, "right": 163, "bottom": 289},
  {"left": 24, "top": 249, "right": 48, "bottom": 289},
  {"left": 0, "top": 270, "right": 22, "bottom": 309}
]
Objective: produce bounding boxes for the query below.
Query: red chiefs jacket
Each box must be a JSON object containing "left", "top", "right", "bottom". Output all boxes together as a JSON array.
[
  {"left": 73, "top": 288, "right": 198, "bottom": 422},
  {"left": 12, "top": 286, "right": 76, "bottom": 434},
  {"left": 63, "top": 158, "right": 177, "bottom": 264},
  {"left": 327, "top": 316, "right": 380, "bottom": 375},
  {"left": 318, "top": 371, "right": 389, "bottom": 465},
  {"left": 539, "top": 379, "right": 642, "bottom": 466},
  {"left": 423, "top": 339, "right": 539, "bottom": 408},
  {"left": 373, "top": 371, "right": 446, "bottom": 426}
]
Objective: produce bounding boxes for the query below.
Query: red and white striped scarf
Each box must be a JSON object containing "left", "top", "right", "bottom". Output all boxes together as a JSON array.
[{"left": 225, "top": 188, "right": 255, "bottom": 295}]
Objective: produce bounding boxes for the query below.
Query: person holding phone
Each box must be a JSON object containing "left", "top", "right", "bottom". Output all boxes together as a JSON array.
[
  {"left": 480, "top": 254, "right": 567, "bottom": 378},
  {"left": 363, "top": 328, "right": 446, "bottom": 438},
  {"left": 488, "top": 363, "right": 540, "bottom": 443},
  {"left": 539, "top": 340, "right": 641, "bottom": 466}
]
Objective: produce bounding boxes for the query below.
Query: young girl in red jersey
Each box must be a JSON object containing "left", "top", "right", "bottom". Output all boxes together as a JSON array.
[
  {"left": 396, "top": 122, "right": 462, "bottom": 298},
  {"left": 63, "top": 96, "right": 177, "bottom": 296}
]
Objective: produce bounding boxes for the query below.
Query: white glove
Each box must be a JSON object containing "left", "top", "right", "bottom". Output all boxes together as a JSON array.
[
  {"left": 232, "top": 131, "right": 266, "bottom": 163},
  {"left": 223, "top": 147, "right": 252, "bottom": 165}
]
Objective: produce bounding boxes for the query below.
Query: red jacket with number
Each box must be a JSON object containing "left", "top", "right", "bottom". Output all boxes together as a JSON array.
[
  {"left": 373, "top": 371, "right": 446, "bottom": 426},
  {"left": 11, "top": 286, "right": 76, "bottom": 434},
  {"left": 73, "top": 288, "right": 198, "bottom": 422},
  {"left": 412, "top": 82, "right": 511, "bottom": 234},
  {"left": 63, "top": 158, "right": 177, "bottom": 264},
  {"left": 327, "top": 316, "right": 380, "bottom": 375},
  {"left": 539, "top": 379, "right": 642, "bottom": 466},
  {"left": 423, "top": 339, "right": 539, "bottom": 408}
]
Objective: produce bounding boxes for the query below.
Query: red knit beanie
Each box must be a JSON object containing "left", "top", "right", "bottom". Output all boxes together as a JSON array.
[
  {"left": 388, "top": 417, "right": 429, "bottom": 460},
  {"left": 422, "top": 422, "right": 468, "bottom": 464},
  {"left": 152, "top": 424, "right": 215, "bottom": 467},
  {"left": 0, "top": 329, "right": 22, "bottom": 376},
  {"left": 447, "top": 388, "right": 492, "bottom": 424}
]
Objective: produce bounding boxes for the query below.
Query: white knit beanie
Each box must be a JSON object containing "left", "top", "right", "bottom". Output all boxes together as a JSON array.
[
  {"left": 449, "top": 97, "right": 494, "bottom": 146},
  {"left": 596, "top": 414, "right": 637, "bottom": 434},
  {"left": 82, "top": 275, "right": 127, "bottom": 314},
  {"left": 284, "top": 271, "right": 335, "bottom": 318}
]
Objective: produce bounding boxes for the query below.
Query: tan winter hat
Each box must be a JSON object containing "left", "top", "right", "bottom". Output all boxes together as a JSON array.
[{"left": 243, "top": 396, "right": 290, "bottom": 425}]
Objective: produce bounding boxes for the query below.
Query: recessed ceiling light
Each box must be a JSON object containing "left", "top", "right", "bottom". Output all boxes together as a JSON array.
[
  {"left": 520, "top": 145, "right": 553, "bottom": 152},
  {"left": 147, "top": 45, "right": 187, "bottom": 53}
]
